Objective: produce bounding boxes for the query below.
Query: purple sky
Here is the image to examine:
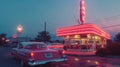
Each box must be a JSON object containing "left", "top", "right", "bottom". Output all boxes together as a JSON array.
[{"left": 0, "top": 0, "right": 120, "bottom": 38}]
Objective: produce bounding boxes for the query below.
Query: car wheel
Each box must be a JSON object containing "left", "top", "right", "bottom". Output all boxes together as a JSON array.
[
  {"left": 45, "top": 62, "right": 57, "bottom": 67},
  {"left": 21, "top": 60, "right": 31, "bottom": 67},
  {"left": 21, "top": 60, "right": 25, "bottom": 67}
]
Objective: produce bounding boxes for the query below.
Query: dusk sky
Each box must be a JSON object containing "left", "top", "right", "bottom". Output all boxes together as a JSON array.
[{"left": 0, "top": 0, "right": 120, "bottom": 38}]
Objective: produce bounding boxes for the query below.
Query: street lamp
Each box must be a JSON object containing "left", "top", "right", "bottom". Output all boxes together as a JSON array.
[
  {"left": 17, "top": 25, "right": 23, "bottom": 34},
  {"left": 16, "top": 25, "right": 23, "bottom": 44}
]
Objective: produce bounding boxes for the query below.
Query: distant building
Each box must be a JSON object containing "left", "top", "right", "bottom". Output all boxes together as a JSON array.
[
  {"left": 50, "top": 34, "right": 64, "bottom": 42},
  {"left": 8, "top": 37, "right": 31, "bottom": 43}
]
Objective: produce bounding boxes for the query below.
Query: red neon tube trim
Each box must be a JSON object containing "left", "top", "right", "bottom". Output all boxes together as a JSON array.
[{"left": 56, "top": 24, "right": 110, "bottom": 39}]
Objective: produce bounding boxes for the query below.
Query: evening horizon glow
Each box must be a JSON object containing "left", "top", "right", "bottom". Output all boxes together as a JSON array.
[{"left": 0, "top": 0, "right": 120, "bottom": 38}]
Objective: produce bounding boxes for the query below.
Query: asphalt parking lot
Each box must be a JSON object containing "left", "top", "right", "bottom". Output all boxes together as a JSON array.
[{"left": 0, "top": 46, "right": 119, "bottom": 67}]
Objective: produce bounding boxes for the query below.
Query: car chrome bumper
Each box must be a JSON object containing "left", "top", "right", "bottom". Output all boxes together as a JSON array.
[{"left": 28, "top": 57, "right": 67, "bottom": 66}]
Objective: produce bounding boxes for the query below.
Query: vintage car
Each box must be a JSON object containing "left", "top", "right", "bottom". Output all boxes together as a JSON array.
[{"left": 11, "top": 42, "right": 66, "bottom": 67}]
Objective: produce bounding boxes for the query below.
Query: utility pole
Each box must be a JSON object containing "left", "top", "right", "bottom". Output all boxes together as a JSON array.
[
  {"left": 44, "top": 22, "right": 46, "bottom": 43},
  {"left": 44, "top": 22, "right": 46, "bottom": 32}
]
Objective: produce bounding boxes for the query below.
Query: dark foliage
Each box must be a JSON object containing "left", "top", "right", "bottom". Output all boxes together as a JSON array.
[
  {"left": 54, "top": 40, "right": 60, "bottom": 43},
  {"left": 106, "top": 42, "right": 120, "bottom": 55},
  {"left": 96, "top": 48, "right": 107, "bottom": 57},
  {"left": 96, "top": 32, "right": 120, "bottom": 56},
  {"left": 0, "top": 33, "right": 7, "bottom": 46},
  {"left": 114, "top": 32, "right": 120, "bottom": 42},
  {"left": 96, "top": 42, "right": 120, "bottom": 56},
  {"left": 35, "top": 31, "right": 51, "bottom": 42}
]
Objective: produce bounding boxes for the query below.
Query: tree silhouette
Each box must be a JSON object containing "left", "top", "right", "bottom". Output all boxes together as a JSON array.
[
  {"left": 35, "top": 31, "right": 51, "bottom": 42},
  {"left": 114, "top": 32, "right": 120, "bottom": 42},
  {"left": 0, "top": 33, "right": 7, "bottom": 46}
]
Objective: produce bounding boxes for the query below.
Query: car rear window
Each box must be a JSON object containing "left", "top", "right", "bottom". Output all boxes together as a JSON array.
[
  {"left": 52, "top": 43, "right": 63, "bottom": 45},
  {"left": 24, "top": 44, "right": 46, "bottom": 49}
]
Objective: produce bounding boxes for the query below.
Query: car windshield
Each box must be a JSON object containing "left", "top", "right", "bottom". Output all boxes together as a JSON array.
[{"left": 24, "top": 44, "right": 46, "bottom": 49}]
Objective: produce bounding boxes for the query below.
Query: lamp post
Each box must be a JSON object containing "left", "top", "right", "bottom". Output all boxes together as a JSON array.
[{"left": 16, "top": 25, "right": 23, "bottom": 44}]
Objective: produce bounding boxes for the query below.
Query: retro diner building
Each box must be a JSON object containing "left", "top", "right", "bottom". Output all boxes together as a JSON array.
[
  {"left": 56, "top": 0, "right": 110, "bottom": 51},
  {"left": 56, "top": 23, "right": 110, "bottom": 51}
]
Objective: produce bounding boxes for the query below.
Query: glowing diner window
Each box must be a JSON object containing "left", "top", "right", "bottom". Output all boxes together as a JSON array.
[
  {"left": 65, "top": 35, "right": 70, "bottom": 39},
  {"left": 95, "top": 36, "right": 98, "bottom": 40},
  {"left": 94, "top": 36, "right": 100, "bottom": 40},
  {"left": 74, "top": 35, "right": 80, "bottom": 39},
  {"left": 87, "top": 34, "right": 91, "bottom": 39},
  {"left": 81, "top": 38, "right": 87, "bottom": 45},
  {"left": 92, "top": 36, "right": 95, "bottom": 39}
]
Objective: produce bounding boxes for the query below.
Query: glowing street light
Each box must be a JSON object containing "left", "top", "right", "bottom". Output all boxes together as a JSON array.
[{"left": 17, "top": 25, "right": 23, "bottom": 34}]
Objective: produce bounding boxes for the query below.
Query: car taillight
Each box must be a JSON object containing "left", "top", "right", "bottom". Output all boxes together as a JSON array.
[
  {"left": 30, "top": 52, "right": 34, "bottom": 57},
  {"left": 62, "top": 50, "right": 65, "bottom": 54}
]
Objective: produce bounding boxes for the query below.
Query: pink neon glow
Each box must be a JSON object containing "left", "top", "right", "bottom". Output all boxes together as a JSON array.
[
  {"left": 79, "top": 0, "right": 86, "bottom": 24},
  {"left": 56, "top": 24, "right": 110, "bottom": 39}
]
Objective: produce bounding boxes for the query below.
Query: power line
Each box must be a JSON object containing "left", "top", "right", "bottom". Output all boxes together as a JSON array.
[
  {"left": 102, "top": 24, "right": 120, "bottom": 28},
  {"left": 93, "top": 14, "right": 120, "bottom": 22},
  {"left": 90, "top": 14, "right": 120, "bottom": 28}
]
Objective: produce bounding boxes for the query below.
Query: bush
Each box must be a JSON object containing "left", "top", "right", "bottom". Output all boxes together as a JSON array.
[
  {"left": 106, "top": 42, "right": 120, "bottom": 55},
  {"left": 96, "top": 42, "right": 120, "bottom": 56},
  {"left": 96, "top": 48, "right": 107, "bottom": 57}
]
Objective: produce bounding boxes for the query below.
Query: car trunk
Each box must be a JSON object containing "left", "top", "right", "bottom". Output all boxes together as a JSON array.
[{"left": 30, "top": 49, "right": 62, "bottom": 61}]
